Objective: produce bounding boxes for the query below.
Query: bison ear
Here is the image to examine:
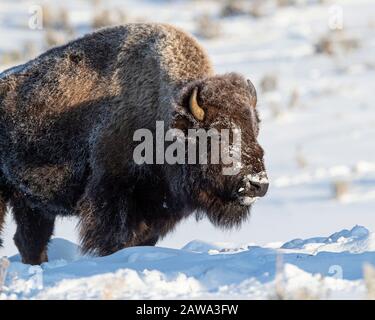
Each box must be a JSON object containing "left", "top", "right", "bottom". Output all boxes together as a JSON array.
[
  {"left": 247, "top": 79, "right": 257, "bottom": 106},
  {"left": 189, "top": 87, "right": 205, "bottom": 121}
]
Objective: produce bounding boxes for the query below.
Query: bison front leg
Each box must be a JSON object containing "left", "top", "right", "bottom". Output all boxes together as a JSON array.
[
  {"left": 12, "top": 200, "right": 55, "bottom": 265},
  {"left": 77, "top": 176, "right": 132, "bottom": 256}
]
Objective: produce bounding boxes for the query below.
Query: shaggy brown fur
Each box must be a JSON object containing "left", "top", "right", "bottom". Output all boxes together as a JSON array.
[
  {"left": 0, "top": 195, "right": 6, "bottom": 247},
  {"left": 0, "top": 23, "right": 268, "bottom": 264}
]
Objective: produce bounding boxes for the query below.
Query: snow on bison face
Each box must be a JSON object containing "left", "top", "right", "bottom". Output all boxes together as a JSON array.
[{"left": 169, "top": 73, "right": 269, "bottom": 228}]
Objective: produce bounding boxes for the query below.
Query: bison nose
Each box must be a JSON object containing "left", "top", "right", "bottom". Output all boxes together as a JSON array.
[
  {"left": 242, "top": 172, "right": 269, "bottom": 198},
  {"left": 249, "top": 180, "right": 269, "bottom": 197}
]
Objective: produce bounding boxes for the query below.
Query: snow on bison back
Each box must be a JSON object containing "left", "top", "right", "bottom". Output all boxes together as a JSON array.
[{"left": 0, "top": 23, "right": 268, "bottom": 265}]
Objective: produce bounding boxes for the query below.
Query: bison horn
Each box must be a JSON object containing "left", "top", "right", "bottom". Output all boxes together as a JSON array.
[
  {"left": 189, "top": 87, "right": 205, "bottom": 121},
  {"left": 247, "top": 79, "right": 257, "bottom": 105}
]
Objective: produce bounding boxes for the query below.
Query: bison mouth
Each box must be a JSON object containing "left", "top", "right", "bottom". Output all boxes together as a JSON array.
[
  {"left": 209, "top": 188, "right": 259, "bottom": 207},
  {"left": 195, "top": 187, "right": 255, "bottom": 228},
  {"left": 200, "top": 177, "right": 261, "bottom": 206}
]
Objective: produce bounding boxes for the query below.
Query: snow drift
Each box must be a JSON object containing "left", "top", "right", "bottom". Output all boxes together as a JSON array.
[{"left": 1, "top": 226, "right": 374, "bottom": 299}]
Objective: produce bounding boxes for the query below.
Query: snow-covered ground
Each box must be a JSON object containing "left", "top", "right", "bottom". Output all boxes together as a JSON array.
[
  {"left": 1, "top": 225, "right": 375, "bottom": 299},
  {"left": 0, "top": 0, "right": 375, "bottom": 299}
]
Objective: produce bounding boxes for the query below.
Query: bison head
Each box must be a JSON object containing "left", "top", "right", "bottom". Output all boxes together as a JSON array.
[{"left": 166, "top": 73, "right": 268, "bottom": 228}]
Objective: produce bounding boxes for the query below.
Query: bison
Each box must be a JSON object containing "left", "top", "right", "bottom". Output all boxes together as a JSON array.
[{"left": 0, "top": 23, "right": 268, "bottom": 265}]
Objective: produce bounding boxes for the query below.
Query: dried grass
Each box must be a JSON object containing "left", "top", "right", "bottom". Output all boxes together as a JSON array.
[
  {"left": 332, "top": 180, "right": 349, "bottom": 200},
  {"left": 364, "top": 264, "right": 375, "bottom": 300},
  {"left": 196, "top": 14, "right": 221, "bottom": 39},
  {"left": 92, "top": 8, "right": 127, "bottom": 29},
  {"left": 260, "top": 74, "right": 278, "bottom": 93},
  {"left": 315, "top": 31, "right": 360, "bottom": 55},
  {"left": 0, "top": 257, "right": 10, "bottom": 292}
]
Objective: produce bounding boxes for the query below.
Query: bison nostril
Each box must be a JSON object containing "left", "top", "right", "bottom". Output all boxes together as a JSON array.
[{"left": 249, "top": 180, "right": 261, "bottom": 190}]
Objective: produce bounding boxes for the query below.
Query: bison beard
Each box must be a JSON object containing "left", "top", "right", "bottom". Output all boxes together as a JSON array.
[{"left": 0, "top": 24, "right": 268, "bottom": 264}]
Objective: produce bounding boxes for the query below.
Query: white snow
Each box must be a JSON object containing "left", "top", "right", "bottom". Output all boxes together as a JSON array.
[
  {"left": 1, "top": 0, "right": 375, "bottom": 299},
  {"left": 1, "top": 226, "right": 374, "bottom": 299}
]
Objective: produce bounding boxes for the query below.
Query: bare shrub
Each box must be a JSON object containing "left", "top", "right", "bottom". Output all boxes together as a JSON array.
[
  {"left": 44, "top": 29, "right": 69, "bottom": 48},
  {"left": 132, "top": 16, "right": 149, "bottom": 23},
  {"left": 332, "top": 180, "right": 349, "bottom": 200},
  {"left": 270, "top": 254, "right": 324, "bottom": 300},
  {"left": 277, "top": 0, "right": 299, "bottom": 7},
  {"left": 364, "top": 264, "right": 375, "bottom": 300},
  {"left": 1, "top": 50, "right": 23, "bottom": 65},
  {"left": 273, "top": 253, "right": 286, "bottom": 299},
  {"left": 289, "top": 287, "right": 323, "bottom": 300},
  {"left": 278, "top": 0, "right": 327, "bottom": 6},
  {"left": 339, "top": 37, "right": 360, "bottom": 52},
  {"left": 269, "top": 102, "right": 284, "bottom": 120},
  {"left": 260, "top": 74, "right": 278, "bottom": 93},
  {"left": 42, "top": 5, "right": 54, "bottom": 29},
  {"left": 41, "top": 5, "right": 74, "bottom": 50},
  {"left": 92, "top": 9, "right": 127, "bottom": 29},
  {"left": 0, "top": 257, "right": 10, "bottom": 291},
  {"left": 42, "top": 6, "right": 72, "bottom": 32},
  {"left": 1, "top": 41, "right": 40, "bottom": 65},
  {"left": 289, "top": 88, "right": 300, "bottom": 109},
  {"left": 92, "top": 9, "right": 111, "bottom": 29},
  {"left": 249, "top": 0, "right": 268, "bottom": 18},
  {"left": 315, "top": 36, "right": 335, "bottom": 55},
  {"left": 22, "top": 41, "right": 39, "bottom": 60},
  {"left": 195, "top": 14, "right": 221, "bottom": 39},
  {"left": 295, "top": 146, "right": 307, "bottom": 169},
  {"left": 221, "top": 0, "right": 247, "bottom": 17},
  {"left": 91, "top": 0, "right": 102, "bottom": 6},
  {"left": 315, "top": 31, "right": 360, "bottom": 55},
  {"left": 56, "top": 8, "right": 71, "bottom": 31},
  {"left": 220, "top": 0, "right": 268, "bottom": 19},
  {"left": 101, "top": 277, "right": 127, "bottom": 300}
]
